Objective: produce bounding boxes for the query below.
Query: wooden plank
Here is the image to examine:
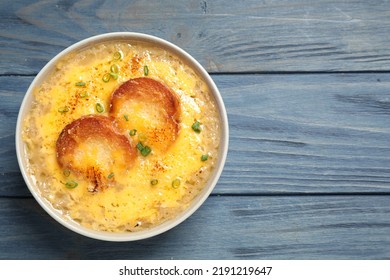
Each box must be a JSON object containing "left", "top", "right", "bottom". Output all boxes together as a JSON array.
[
  {"left": 2, "top": 74, "right": 390, "bottom": 196},
  {"left": 219, "top": 73, "right": 390, "bottom": 194},
  {"left": 0, "top": 76, "right": 32, "bottom": 197},
  {"left": 2, "top": 0, "right": 390, "bottom": 74},
  {"left": 0, "top": 195, "right": 389, "bottom": 259}
]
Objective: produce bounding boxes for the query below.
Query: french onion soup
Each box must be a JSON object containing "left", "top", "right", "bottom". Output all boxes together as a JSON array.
[{"left": 22, "top": 41, "right": 221, "bottom": 232}]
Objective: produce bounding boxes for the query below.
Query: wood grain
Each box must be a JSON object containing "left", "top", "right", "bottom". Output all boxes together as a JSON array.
[
  {"left": 2, "top": 74, "right": 389, "bottom": 196},
  {"left": 2, "top": 0, "right": 390, "bottom": 260},
  {"left": 2, "top": 0, "right": 390, "bottom": 74},
  {"left": 220, "top": 73, "right": 390, "bottom": 194},
  {"left": 0, "top": 195, "right": 389, "bottom": 259}
]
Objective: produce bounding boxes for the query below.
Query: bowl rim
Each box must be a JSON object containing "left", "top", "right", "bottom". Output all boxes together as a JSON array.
[{"left": 15, "top": 32, "right": 229, "bottom": 242}]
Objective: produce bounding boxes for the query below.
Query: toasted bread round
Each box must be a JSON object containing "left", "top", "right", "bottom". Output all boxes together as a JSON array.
[
  {"left": 109, "top": 77, "right": 180, "bottom": 152},
  {"left": 56, "top": 115, "right": 136, "bottom": 192}
]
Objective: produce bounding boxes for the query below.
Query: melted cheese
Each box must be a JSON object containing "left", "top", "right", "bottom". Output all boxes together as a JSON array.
[{"left": 22, "top": 42, "right": 220, "bottom": 232}]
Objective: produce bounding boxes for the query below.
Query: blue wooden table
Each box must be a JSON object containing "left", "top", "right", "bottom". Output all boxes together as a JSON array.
[{"left": 1, "top": 0, "right": 390, "bottom": 259}]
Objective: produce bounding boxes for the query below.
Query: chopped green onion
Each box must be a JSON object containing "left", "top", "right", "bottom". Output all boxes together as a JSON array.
[
  {"left": 75, "top": 81, "right": 86, "bottom": 87},
  {"left": 129, "top": 129, "right": 137, "bottom": 136},
  {"left": 144, "top": 65, "right": 149, "bottom": 76},
  {"left": 138, "top": 132, "right": 147, "bottom": 142},
  {"left": 102, "top": 73, "right": 111, "bottom": 83},
  {"left": 191, "top": 120, "right": 202, "bottom": 133},
  {"left": 151, "top": 179, "right": 158, "bottom": 186},
  {"left": 110, "top": 64, "right": 119, "bottom": 73},
  {"left": 124, "top": 114, "right": 129, "bottom": 121},
  {"left": 96, "top": 103, "right": 104, "bottom": 113},
  {"left": 136, "top": 142, "right": 144, "bottom": 151},
  {"left": 58, "top": 106, "right": 70, "bottom": 113},
  {"left": 63, "top": 169, "right": 71, "bottom": 177},
  {"left": 65, "top": 180, "right": 78, "bottom": 189},
  {"left": 201, "top": 154, "right": 209, "bottom": 161},
  {"left": 108, "top": 173, "right": 115, "bottom": 179},
  {"left": 172, "top": 178, "right": 181, "bottom": 189},
  {"left": 79, "top": 91, "right": 89, "bottom": 98},
  {"left": 141, "top": 146, "right": 151, "bottom": 156},
  {"left": 136, "top": 142, "right": 152, "bottom": 157},
  {"left": 113, "top": 51, "right": 123, "bottom": 61},
  {"left": 110, "top": 72, "right": 118, "bottom": 80}
]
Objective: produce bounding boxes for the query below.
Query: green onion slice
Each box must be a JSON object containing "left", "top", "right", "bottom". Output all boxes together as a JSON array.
[
  {"left": 124, "top": 114, "right": 129, "bottom": 121},
  {"left": 63, "top": 169, "right": 71, "bottom": 177},
  {"left": 201, "top": 154, "right": 209, "bottom": 161},
  {"left": 113, "top": 51, "right": 123, "bottom": 61},
  {"left": 138, "top": 132, "right": 147, "bottom": 142},
  {"left": 136, "top": 142, "right": 144, "bottom": 151},
  {"left": 102, "top": 73, "right": 111, "bottom": 83},
  {"left": 96, "top": 103, "right": 104, "bottom": 113},
  {"left": 110, "top": 72, "right": 118, "bottom": 80},
  {"left": 172, "top": 178, "right": 181, "bottom": 189},
  {"left": 65, "top": 180, "right": 78, "bottom": 189},
  {"left": 110, "top": 64, "right": 119, "bottom": 73},
  {"left": 58, "top": 106, "right": 70, "bottom": 113},
  {"left": 129, "top": 129, "right": 137, "bottom": 136},
  {"left": 141, "top": 146, "right": 151, "bottom": 156},
  {"left": 136, "top": 142, "right": 152, "bottom": 156},
  {"left": 79, "top": 91, "right": 89, "bottom": 98},
  {"left": 151, "top": 179, "right": 158, "bottom": 186},
  {"left": 144, "top": 65, "right": 149, "bottom": 76},
  {"left": 75, "top": 81, "right": 86, "bottom": 87},
  {"left": 108, "top": 173, "right": 115, "bottom": 179},
  {"left": 191, "top": 120, "right": 202, "bottom": 133}
]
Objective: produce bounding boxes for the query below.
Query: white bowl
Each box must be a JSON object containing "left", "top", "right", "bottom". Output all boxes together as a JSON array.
[{"left": 15, "top": 32, "right": 229, "bottom": 241}]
